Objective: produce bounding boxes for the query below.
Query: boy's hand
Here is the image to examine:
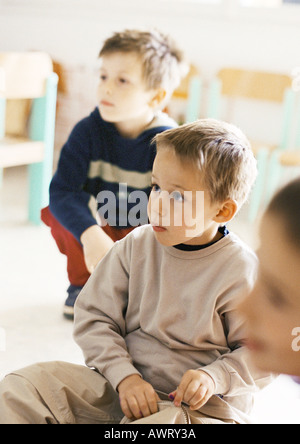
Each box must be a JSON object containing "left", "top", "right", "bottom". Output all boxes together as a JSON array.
[
  {"left": 169, "top": 370, "right": 215, "bottom": 411},
  {"left": 80, "top": 225, "right": 114, "bottom": 273},
  {"left": 118, "top": 375, "right": 160, "bottom": 420}
]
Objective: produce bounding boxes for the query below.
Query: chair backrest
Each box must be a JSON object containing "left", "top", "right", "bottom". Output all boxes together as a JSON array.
[
  {"left": 217, "top": 68, "right": 292, "bottom": 102},
  {"left": 208, "top": 67, "right": 295, "bottom": 151},
  {"left": 0, "top": 52, "right": 53, "bottom": 99}
]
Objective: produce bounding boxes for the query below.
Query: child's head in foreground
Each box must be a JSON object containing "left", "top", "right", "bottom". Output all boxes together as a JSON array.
[
  {"left": 239, "top": 178, "right": 300, "bottom": 377},
  {"left": 98, "top": 29, "right": 185, "bottom": 132},
  {"left": 148, "top": 119, "right": 257, "bottom": 247}
]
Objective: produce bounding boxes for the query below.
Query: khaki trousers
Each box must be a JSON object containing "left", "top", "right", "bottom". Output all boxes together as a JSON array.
[{"left": 0, "top": 362, "right": 235, "bottom": 425}]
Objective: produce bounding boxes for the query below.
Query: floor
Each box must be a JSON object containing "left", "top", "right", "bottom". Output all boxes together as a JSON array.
[{"left": 0, "top": 166, "right": 300, "bottom": 424}]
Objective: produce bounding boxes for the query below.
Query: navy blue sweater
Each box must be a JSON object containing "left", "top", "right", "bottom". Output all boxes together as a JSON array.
[{"left": 50, "top": 108, "right": 176, "bottom": 241}]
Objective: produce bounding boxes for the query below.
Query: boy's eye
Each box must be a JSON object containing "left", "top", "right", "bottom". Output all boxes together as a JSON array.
[
  {"left": 100, "top": 75, "right": 107, "bottom": 81},
  {"left": 119, "top": 78, "right": 128, "bottom": 84},
  {"left": 261, "top": 277, "right": 287, "bottom": 310},
  {"left": 151, "top": 184, "right": 161, "bottom": 193},
  {"left": 170, "top": 191, "right": 184, "bottom": 202},
  {"left": 266, "top": 291, "right": 286, "bottom": 309}
]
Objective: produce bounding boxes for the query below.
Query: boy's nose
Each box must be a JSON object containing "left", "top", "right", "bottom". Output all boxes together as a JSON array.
[
  {"left": 151, "top": 192, "right": 170, "bottom": 219},
  {"left": 105, "top": 83, "right": 113, "bottom": 95},
  {"left": 99, "top": 80, "right": 113, "bottom": 96}
]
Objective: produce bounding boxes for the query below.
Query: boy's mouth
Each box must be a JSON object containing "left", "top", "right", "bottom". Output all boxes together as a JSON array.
[
  {"left": 100, "top": 100, "right": 114, "bottom": 107},
  {"left": 152, "top": 224, "right": 167, "bottom": 233}
]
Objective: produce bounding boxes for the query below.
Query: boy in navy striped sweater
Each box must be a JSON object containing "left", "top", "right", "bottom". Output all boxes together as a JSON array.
[{"left": 42, "top": 29, "right": 186, "bottom": 318}]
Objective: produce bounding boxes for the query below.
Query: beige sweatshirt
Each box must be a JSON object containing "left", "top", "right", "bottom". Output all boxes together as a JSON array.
[{"left": 74, "top": 225, "right": 272, "bottom": 423}]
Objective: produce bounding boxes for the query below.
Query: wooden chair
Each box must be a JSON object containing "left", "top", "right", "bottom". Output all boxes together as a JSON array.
[
  {"left": 0, "top": 52, "right": 58, "bottom": 224},
  {"left": 207, "top": 68, "right": 295, "bottom": 222}
]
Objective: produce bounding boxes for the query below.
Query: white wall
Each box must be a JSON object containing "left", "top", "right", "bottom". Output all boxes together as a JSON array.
[
  {"left": 1, "top": 0, "right": 300, "bottom": 145},
  {"left": 1, "top": 0, "right": 300, "bottom": 75}
]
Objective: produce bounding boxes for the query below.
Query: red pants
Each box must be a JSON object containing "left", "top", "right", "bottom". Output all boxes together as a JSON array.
[{"left": 41, "top": 207, "right": 134, "bottom": 287}]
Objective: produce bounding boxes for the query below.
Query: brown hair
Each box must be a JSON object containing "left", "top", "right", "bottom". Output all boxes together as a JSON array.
[
  {"left": 99, "top": 29, "right": 186, "bottom": 97},
  {"left": 267, "top": 178, "right": 300, "bottom": 249},
  {"left": 153, "top": 119, "right": 257, "bottom": 207}
]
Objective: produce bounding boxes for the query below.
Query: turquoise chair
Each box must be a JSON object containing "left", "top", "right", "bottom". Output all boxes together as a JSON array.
[
  {"left": 0, "top": 52, "right": 58, "bottom": 224},
  {"left": 170, "top": 64, "right": 202, "bottom": 124},
  {"left": 207, "top": 68, "right": 295, "bottom": 222},
  {"left": 185, "top": 75, "right": 202, "bottom": 123}
]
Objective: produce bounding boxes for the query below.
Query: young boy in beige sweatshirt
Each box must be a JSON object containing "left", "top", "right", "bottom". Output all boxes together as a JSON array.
[{"left": 0, "top": 120, "right": 272, "bottom": 424}]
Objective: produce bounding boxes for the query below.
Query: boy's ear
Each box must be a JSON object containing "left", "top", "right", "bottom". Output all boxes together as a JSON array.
[
  {"left": 214, "top": 199, "right": 238, "bottom": 223},
  {"left": 149, "top": 88, "right": 167, "bottom": 108}
]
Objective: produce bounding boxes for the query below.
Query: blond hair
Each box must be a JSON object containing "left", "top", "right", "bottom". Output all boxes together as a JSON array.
[
  {"left": 153, "top": 119, "right": 257, "bottom": 207},
  {"left": 99, "top": 29, "right": 186, "bottom": 97}
]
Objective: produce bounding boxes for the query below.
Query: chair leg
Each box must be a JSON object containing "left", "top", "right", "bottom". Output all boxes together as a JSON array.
[
  {"left": 28, "top": 73, "right": 58, "bottom": 225},
  {"left": 28, "top": 95, "right": 47, "bottom": 225},
  {"left": 207, "top": 79, "right": 222, "bottom": 119},
  {"left": 248, "top": 149, "right": 269, "bottom": 223},
  {"left": 264, "top": 151, "right": 283, "bottom": 206},
  {"left": 185, "top": 76, "right": 202, "bottom": 123},
  {"left": 28, "top": 162, "right": 50, "bottom": 225}
]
